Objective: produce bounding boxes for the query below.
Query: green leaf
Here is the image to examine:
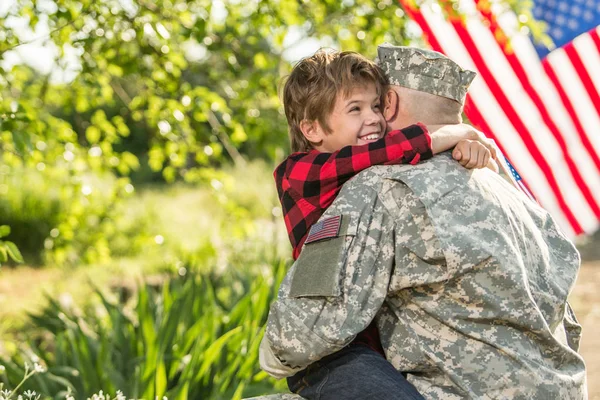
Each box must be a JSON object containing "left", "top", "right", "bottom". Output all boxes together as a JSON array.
[
  {"left": 155, "top": 359, "right": 167, "bottom": 398},
  {"left": 86, "top": 126, "right": 102, "bottom": 144},
  {"left": 5, "top": 241, "right": 23, "bottom": 263},
  {"left": 0, "top": 225, "right": 10, "bottom": 238},
  {"left": 0, "top": 244, "right": 7, "bottom": 263},
  {"left": 172, "top": 381, "right": 189, "bottom": 400},
  {"left": 195, "top": 327, "right": 242, "bottom": 380}
]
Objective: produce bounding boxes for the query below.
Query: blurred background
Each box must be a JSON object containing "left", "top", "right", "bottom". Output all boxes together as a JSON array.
[{"left": 1, "top": 0, "right": 599, "bottom": 399}]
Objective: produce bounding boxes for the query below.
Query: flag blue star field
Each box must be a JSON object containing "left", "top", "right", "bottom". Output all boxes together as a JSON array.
[
  {"left": 533, "top": 0, "right": 600, "bottom": 58},
  {"left": 399, "top": 0, "right": 600, "bottom": 237}
]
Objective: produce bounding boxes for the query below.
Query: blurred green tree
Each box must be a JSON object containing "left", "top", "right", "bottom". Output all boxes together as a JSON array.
[{"left": 0, "top": 0, "right": 541, "bottom": 180}]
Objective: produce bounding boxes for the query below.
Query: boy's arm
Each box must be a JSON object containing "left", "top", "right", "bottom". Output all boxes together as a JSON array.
[
  {"left": 429, "top": 123, "right": 496, "bottom": 158},
  {"left": 287, "top": 123, "right": 431, "bottom": 209},
  {"left": 286, "top": 123, "right": 495, "bottom": 210}
]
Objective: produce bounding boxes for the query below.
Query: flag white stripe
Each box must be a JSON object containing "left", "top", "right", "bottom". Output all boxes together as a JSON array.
[
  {"left": 419, "top": 4, "right": 574, "bottom": 233},
  {"left": 573, "top": 32, "right": 600, "bottom": 94}
]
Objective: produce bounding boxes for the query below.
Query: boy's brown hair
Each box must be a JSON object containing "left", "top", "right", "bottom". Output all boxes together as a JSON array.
[{"left": 282, "top": 49, "right": 389, "bottom": 153}]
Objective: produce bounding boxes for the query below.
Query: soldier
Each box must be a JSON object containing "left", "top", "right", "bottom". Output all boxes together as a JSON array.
[{"left": 260, "top": 45, "right": 587, "bottom": 399}]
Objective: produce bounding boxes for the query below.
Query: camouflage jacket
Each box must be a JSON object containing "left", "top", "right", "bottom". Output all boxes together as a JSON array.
[{"left": 260, "top": 153, "right": 587, "bottom": 399}]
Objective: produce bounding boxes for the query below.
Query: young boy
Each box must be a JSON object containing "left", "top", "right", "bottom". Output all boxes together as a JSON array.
[
  {"left": 271, "top": 49, "right": 494, "bottom": 398},
  {"left": 277, "top": 49, "right": 493, "bottom": 260}
]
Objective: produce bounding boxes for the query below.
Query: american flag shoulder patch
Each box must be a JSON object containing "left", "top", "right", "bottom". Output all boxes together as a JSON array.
[{"left": 305, "top": 215, "right": 342, "bottom": 244}]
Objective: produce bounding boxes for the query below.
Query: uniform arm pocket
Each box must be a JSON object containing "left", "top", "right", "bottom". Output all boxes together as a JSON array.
[{"left": 289, "top": 215, "right": 356, "bottom": 298}]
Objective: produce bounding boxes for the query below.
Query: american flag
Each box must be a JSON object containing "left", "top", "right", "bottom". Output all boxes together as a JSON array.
[
  {"left": 397, "top": 0, "right": 600, "bottom": 237},
  {"left": 305, "top": 215, "right": 342, "bottom": 244}
]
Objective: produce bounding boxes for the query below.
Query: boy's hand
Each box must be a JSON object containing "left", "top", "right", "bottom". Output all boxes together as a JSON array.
[
  {"left": 452, "top": 139, "right": 499, "bottom": 171},
  {"left": 429, "top": 123, "right": 497, "bottom": 161}
]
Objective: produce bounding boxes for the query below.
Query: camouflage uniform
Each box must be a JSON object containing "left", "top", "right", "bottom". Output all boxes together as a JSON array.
[
  {"left": 261, "top": 154, "right": 586, "bottom": 399},
  {"left": 259, "top": 46, "right": 586, "bottom": 398},
  {"left": 376, "top": 44, "right": 476, "bottom": 104}
]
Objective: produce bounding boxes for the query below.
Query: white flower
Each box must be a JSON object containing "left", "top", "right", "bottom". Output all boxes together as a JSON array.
[
  {"left": 23, "top": 390, "right": 40, "bottom": 400},
  {"left": 65, "top": 387, "right": 75, "bottom": 400},
  {"left": 90, "top": 391, "right": 106, "bottom": 400},
  {"left": 115, "top": 391, "right": 126, "bottom": 400},
  {"left": 0, "top": 365, "right": 5, "bottom": 373},
  {"left": 33, "top": 363, "right": 45, "bottom": 374}
]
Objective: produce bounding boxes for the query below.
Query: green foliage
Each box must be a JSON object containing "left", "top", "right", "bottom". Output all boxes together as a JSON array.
[
  {"left": 0, "top": 225, "right": 24, "bottom": 268},
  {"left": 0, "top": 165, "right": 152, "bottom": 266},
  {"left": 0, "top": 0, "right": 539, "bottom": 178},
  {"left": 0, "top": 259, "right": 289, "bottom": 399}
]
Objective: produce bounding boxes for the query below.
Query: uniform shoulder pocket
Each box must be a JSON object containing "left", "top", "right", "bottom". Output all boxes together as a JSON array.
[{"left": 289, "top": 215, "right": 357, "bottom": 298}]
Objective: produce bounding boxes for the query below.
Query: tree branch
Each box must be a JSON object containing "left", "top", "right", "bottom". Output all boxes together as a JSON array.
[{"left": 207, "top": 111, "right": 246, "bottom": 167}]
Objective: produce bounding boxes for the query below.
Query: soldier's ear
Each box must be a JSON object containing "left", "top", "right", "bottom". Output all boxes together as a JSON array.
[
  {"left": 383, "top": 89, "right": 399, "bottom": 123},
  {"left": 300, "top": 119, "right": 324, "bottom": 146}
]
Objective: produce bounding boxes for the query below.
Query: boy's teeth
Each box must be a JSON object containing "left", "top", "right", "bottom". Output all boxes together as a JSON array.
[{"left": 362, "top": 134, "right": 379, "bottom": 141}]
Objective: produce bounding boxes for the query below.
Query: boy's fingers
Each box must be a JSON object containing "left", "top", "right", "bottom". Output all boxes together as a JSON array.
[
  {"left": 483, "top": 152, "right": 490, "bottom": 169},
  {"left": 453, "top": 148, "right": 462, "bottom": 160},
  {"left": 460, "top": 147, "right": 471, "bottom": 166},
  {"left": 463, "top": 144, "right": 477, "bottom": 168},
  {"left": 477, "top": 149, "right": 487, "bottom": 169},
  {"left": 489, "top": 144, "right": 498, "bottom": 160},
  {"left": 488, "top": 158, "right": 500, "bottom": 173}
]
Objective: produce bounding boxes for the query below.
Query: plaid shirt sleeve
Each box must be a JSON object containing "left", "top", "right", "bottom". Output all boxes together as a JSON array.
[{"left": 274, "top": 122, "right": 432, "bottom": 260}]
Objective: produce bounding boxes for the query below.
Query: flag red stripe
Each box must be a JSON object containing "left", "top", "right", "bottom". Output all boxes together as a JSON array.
[
  {"left": 590, "top": 28, "right": 600, "bottom": 55},
  {"left": 473, "top": 2, "right": 600, "bottom": 218},
  {"left": 447, "top": 18, "right": 583, "bottom": 232},
  {"left": 564, "top": 43, "right": 600, "bottom": 118}
]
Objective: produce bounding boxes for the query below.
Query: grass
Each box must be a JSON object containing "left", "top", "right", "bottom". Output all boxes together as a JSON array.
[{"left": 1, "top": 257, "right": 290, "bottom": 399}]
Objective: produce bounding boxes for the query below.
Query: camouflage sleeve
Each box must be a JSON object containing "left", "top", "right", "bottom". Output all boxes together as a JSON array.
[
  {"left": 563, "top": 301, "right": 583, "bottom": 352},
  {"left": 261, "top": 186, "right": 395, "bottom": 377}
]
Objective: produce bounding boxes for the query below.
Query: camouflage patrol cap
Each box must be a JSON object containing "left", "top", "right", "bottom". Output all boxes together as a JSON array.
[{"left": 376, "top": 44, "right": 476, "bottom": 105}]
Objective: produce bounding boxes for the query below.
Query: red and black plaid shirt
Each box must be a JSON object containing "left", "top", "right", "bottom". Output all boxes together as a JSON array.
[
  {"left": 274, "top": 123, "right": 432, "bottom": 356},
  {"left": 275, "top": 123, "right": 432, "bottom": 260}
]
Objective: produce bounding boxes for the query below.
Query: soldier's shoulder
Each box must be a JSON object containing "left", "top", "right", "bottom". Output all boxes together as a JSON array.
[
  {"left": 335, "top": 168, "right": 387, "bottom": 198},
  {"left": 320, "top": 168, "right": 387, "bottom": 217}
]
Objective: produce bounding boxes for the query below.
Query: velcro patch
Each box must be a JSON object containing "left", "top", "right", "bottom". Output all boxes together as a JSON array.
[{"left": 304, "top": 215, "right": 341, "bottom": 244}]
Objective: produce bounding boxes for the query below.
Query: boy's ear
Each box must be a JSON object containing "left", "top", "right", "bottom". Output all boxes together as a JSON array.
[
  {"left": 299, "top": 119, "right": 324, "bottom": 146},
  {"left": 383, "top": 89, "right": 399, "bottom": 123}
]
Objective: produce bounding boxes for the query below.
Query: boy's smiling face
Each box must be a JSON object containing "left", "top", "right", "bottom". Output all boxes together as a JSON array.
[{"left": 309, "top": 82, "right": 386, "bottom": 153}]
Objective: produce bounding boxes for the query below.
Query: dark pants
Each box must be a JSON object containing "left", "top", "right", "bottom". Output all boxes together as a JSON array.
[{"left": 287, "top": 345, "right": 425, "bottom": 400}]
